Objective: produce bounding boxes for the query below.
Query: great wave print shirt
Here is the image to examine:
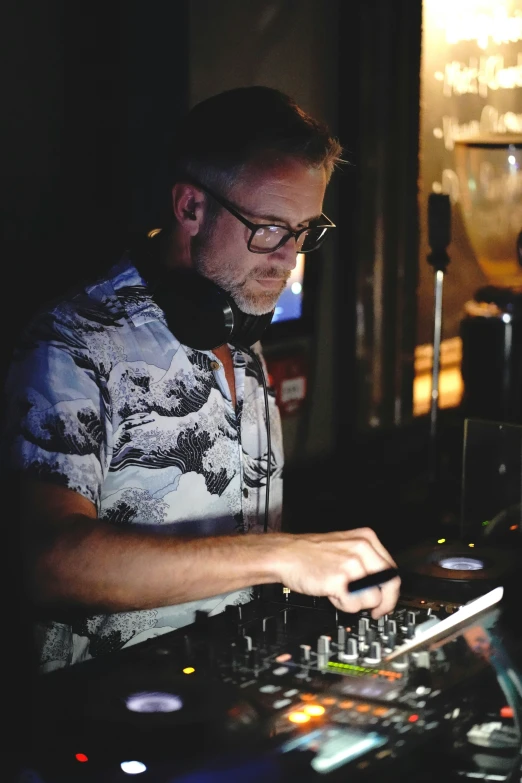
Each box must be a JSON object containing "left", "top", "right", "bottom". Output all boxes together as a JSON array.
[{"left": 3, "top": 256, "right": 283, "bottom": 671}]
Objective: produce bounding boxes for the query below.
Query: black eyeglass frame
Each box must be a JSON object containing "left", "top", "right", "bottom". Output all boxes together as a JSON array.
[{"left": 189, "top": 179, "right": 336, "bottom": 254}]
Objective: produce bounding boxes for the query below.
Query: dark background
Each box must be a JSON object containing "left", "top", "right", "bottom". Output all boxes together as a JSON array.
[
  {"left": 4, "top": 6, "right": 522, "bottom": 777},
  {"left": 1, "top": 0, "right": 499, "bottom": 559}
]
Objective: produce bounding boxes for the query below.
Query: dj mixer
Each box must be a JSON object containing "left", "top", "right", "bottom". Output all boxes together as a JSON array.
[{"left": 21, "top": 554, "right": 522, "bottom": 783}]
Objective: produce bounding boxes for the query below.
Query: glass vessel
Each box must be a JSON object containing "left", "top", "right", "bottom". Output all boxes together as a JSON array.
[{"left": 454, "top": 135, "right": 522, "bottom": 291}]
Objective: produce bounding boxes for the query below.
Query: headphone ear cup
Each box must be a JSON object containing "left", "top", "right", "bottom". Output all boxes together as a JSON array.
[
  {"left": 133, "top": 231, "right": 274, "bottom": 350},
  {"left": 230, "top": 310, "right": 274, "bottom": 350},
  {"left": 152, "top": 269, "right": 236, "bottom": 350}
]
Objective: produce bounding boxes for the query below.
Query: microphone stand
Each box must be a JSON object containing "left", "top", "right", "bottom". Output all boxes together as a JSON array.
[{"left": 427, "top": 194, "right": 451, "bottom": 493}]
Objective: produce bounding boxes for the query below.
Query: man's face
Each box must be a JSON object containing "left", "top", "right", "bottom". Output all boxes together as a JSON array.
[{"left": 192, "top": 158, "right": 327, "bottom": 315}]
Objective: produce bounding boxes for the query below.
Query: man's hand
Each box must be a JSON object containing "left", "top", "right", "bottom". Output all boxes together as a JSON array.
[{"left": 274, "top": 528, "right": 400, "bottom": 618}]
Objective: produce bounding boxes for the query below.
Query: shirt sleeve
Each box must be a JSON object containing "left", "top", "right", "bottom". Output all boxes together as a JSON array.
[{"left": 2, "top": 312, "right": 113, "bottom": 512}]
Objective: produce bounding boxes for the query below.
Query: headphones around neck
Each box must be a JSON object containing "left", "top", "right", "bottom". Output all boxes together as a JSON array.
[{"left": 133, "top": 230, "right": 274, "bottom": 351}]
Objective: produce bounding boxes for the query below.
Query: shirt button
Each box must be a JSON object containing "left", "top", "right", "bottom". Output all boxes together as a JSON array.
[
  {"left": 243, "top": 487, "right": 249, "bottom": 498},
  {"left": 210, "top": 361, "right": 220, "bottom": 370}
]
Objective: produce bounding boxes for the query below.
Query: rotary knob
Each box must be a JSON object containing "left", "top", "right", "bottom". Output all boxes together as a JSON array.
[{"left": 364, "top": 641, "right": 382, "bottom": 665}]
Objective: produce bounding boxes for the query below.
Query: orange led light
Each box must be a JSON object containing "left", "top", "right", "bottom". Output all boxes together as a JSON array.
[
  {"left": 500, "top": 706, "right": 514, "bottom": 719},
  {"left": 303, "top": 704, "right": 326, "bottom": 717},
  {"left": 288, "top": 711, "right": 311, "bottom": 724},
  {"left": 321, "top": 697, "right": 336, "bottom": 705},
  {"left": 300, "top": 693, "right": 315, "bottom": 701},
  {"left": 379, "top": 669, "right": 402, "bottom": 679},
  {"left": 339, "top": 700, "right": 354, "bottom": 709}
]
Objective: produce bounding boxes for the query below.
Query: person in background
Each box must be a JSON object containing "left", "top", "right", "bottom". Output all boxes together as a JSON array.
[{"left": 2, "top": 86, "right": 400, "bottom": 673}]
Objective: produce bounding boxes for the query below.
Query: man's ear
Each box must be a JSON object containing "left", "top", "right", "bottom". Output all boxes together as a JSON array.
[{"left": 171, "top": 183, "right": 205, "bottom": 235}]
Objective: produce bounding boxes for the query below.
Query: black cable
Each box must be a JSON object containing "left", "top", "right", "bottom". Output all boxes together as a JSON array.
[{"left": 242, "top": 347, "right": 272, "bottom": 533}]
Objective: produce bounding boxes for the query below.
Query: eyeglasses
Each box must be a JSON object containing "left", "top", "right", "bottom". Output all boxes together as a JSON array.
[{"left": 192, "top": 180, "right": 335, "bottom": 254}]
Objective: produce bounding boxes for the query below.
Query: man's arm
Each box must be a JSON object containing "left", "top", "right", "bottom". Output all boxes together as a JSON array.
[{"left": 20, "top": 479, "right": 400, "bottom": 619}]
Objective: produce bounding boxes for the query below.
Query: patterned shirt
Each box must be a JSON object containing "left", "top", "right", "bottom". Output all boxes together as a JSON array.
[{"left": 3, "top": 256, "right": 284, "bottom": 671}]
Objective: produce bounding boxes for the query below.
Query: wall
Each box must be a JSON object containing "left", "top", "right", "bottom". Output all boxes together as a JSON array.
[
  {"left": 418, "top": 0, "right": 522, "bottom": 345},
  {"left": 188, "top": 0, "right": 341, "bottom": 465}
]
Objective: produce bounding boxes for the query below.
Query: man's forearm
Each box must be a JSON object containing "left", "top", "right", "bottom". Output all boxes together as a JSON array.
[{"left": 30, "top": 516, "right": 291, "bottom": 611}]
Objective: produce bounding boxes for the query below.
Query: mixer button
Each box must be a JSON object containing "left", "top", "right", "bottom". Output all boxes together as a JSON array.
[
  {"left": 331, "top": 710, "right": 351, "bottom": 724},
  {"left": 275, "top": 653, "right": 292, "bottom": 663},
  {"left": 412, "top": 651, "right": 431, "bottom": 670},
  {"left": 391, "top": 654, "right": 409, "bottom": 671},
  {"left": 262, "top": 616, "right": 276, "bottom": 633},
  {"left": 259, "top": 684, "right": 281, "bottom": 693},
  {"left": 272, "top": 666, "right": 290, "bottom": 676},
  {"left": 317, "top": 635, "right": 331, "bottom": 655},
  {"left": 341, "top": 636, "right": 358, "bottom": 661},
  {"left": 385, "top": 618, "right": 397, "bottom": 637},
  {"left": 241, "top": 635, "right": 253, "bottom": 652},
  {"left": 364, "top": 641, "right": 382, "bottom": 664},
  {"left": 272, "top": 698, "right": 292, "bottom": 709},
  {"left": 317, "top": 653, "right": 328, "bottom": 669}
]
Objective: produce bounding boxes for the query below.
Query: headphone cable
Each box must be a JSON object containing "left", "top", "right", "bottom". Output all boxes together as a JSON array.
[{"left": 241, "top": 347, "right": 272, "bottom": 534}]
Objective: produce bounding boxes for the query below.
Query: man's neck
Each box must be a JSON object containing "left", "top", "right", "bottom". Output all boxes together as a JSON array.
[{"left": 213, "top": 344, "right": 237, "bottom": 409}]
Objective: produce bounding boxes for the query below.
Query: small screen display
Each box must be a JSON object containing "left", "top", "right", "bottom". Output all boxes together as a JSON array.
[
  {"left": 280, "top": 727, "right": 387, "bottom": 774},
  {"left": 271, "top": 254, "right": 305, "bottom": 324}
]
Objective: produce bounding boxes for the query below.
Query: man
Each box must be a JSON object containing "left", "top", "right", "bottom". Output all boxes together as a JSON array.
[{"left": 3, "top": 86, "right": 400, "bottom": 673}]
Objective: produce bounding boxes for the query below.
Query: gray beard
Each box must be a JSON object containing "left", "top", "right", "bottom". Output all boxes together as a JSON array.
[
  {"left": 223, "top": 275, "right": 284, "bottom": 316},
  {"left": 192, "top": 238, "right": 286, "bottom": 316}
]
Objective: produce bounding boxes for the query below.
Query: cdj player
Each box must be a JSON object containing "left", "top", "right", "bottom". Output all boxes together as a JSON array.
[{"left": 19, "top": 560, "right": 522, "bottom": 783}]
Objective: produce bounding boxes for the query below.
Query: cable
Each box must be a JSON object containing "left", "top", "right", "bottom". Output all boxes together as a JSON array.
[{"left": 242, "top": 346, "right": 272, "bottom": 534}]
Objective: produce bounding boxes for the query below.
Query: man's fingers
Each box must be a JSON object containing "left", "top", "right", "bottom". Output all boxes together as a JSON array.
[{"left": 372, "top": 575, "right": 401, "bottom": 618}]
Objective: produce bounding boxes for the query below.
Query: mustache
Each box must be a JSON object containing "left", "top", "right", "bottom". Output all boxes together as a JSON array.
[{"left": 248, "top": 267, "right": 290, "bottom": 281}]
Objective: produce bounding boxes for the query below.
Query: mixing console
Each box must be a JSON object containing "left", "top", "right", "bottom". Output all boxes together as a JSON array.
[{"left": 24, "top": 585, "right": 521, "bottom": 783}]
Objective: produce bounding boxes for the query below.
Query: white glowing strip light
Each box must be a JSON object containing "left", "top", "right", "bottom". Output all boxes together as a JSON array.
[{"left": 384, "top": 586, "right": 504, "bottom": 662}]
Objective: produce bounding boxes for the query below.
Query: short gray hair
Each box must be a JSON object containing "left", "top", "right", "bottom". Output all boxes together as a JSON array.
[{"left": 170, "top": 86, "right": 344, "bottom": 197}]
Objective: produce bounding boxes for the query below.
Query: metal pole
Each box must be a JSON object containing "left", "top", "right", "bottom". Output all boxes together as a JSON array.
[
  {"left": 427, "top": 193, "right": 451, "bottom": 489},
  {"left": 430, "top": 268, "right": 444, "bottom": 441}
]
